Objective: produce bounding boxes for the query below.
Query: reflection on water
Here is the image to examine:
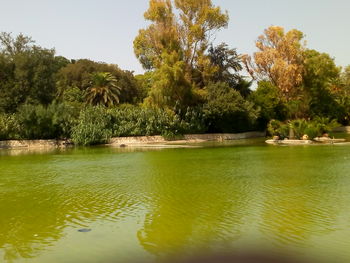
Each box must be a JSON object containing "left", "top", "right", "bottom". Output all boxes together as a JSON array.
[{"left": 1, "top": 141, "right": 350, "bottom": 262}]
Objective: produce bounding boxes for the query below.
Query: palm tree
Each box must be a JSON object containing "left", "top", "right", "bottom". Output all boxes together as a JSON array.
[{"left": 85, "top": 72, "right": 121, "bottom": 107}]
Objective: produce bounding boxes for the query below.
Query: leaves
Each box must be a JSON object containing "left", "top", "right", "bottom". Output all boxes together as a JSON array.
[
  {"left": 244, "top": 26, "right": 305, "bottom": 100},
  {"left": 133, "top": 0, "right": 229, "bottom": 107},
  {"left": 85, "top": 72, "right": 121, "bottom": 107}
]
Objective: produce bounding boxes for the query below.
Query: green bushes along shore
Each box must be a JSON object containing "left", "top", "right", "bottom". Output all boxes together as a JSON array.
[{"left": 1, "top": 0, "right": 350, "bottom": 145}]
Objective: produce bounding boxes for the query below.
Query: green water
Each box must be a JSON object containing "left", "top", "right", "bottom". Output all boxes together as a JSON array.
[{"left": 1, "top": 138, "right": 350, "bottom": 262}]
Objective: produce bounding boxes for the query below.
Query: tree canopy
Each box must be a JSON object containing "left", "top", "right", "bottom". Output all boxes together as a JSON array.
[
  {"left": 134, "top": 0, "right": 229, "bottom": 107},
  {"left": 243, "top": 26, "right": 305, "bottom": 101},
  {"left": 0, "top": 32, "right": 69, "bottom": 112},
  {"left": 0, "top": 5, "right": 350, "bottom": 143}
]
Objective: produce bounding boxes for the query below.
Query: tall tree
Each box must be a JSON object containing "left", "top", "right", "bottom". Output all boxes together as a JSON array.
[
  {"left": 341, "top": 65, "right": 350, "bottom": 95},
  {"left": 302, "top": 49, "right": 343, "bottom": 119},
  {"left": 85, "top": 72, "right": 121, "bottom": 107},
  {"left": 134, "top": 0, "right": 180, "bottom": 71},
  {"left": 0, "top": 32, "right": 68, "bottom": 112},
  {"left": 57, "top": 59, "right": 143, "bottom": 104},
  {"left": 207, "top": 43, "right": 251, "bottom": 97},
  {"left": 174, "top": 0, "right": 229, "bottom": 83},
  {"left": 243, "top": 26, "right": 305, "bottom": 100},
  {"left": 339, "top": 66, "right": 350, "bottom": 124},
  {"left": 134, "top": 0, "right": 228, "bottom": 107}
]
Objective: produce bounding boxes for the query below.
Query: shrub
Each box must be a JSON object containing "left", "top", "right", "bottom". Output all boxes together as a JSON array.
[
  {"left": 181, "top": 106, "right": 206, "bottom": 134},
  {"left": 108, "top": 104, "right": 205, "bottom": 138},
  {"left": 267, "top": 117, "right": 339, "bottom": 140},
  {"left": 109, "top": 105, "right": 168, "bottom": 137},
  {"left": 249, "top": 81, "right": 288, "bottom": 128},
  {"left": 304, "top": 124, "right": 319, "bottom": 139},
  {"left": 16, "top": 102, "right": 78, "bottom": 139},
  {"left": 312, "top": 117, "right": 339, "bottom": 134},
  {"left": 290, "top": 119, "right": 308, "bottom": 139},
  {"left": 0, "top": 113, "right": 20, "bottom": 140},
  {"left": 267, "top": 119, "right": 289, "bottom": 138},
  {"left": 71, "top": 105, "right": 112, "bottom": 146},
  {"left": 203, "top": 82, "right": 259, "bottom": 133}
]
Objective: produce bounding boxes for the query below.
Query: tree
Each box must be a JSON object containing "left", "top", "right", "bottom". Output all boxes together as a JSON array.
[
  {"left": 134, "top": 0, "right": 229, "bottom": 107},
  {"left": 208, "top": 43, "right": 242, "bottom": 83},
  {"left": 175, "top": 0, "right": 229, "bottom": 84},
  {"left": 144, "top": 51, "right": 194, "bottom": 108},
  {"left": 0, "top": 32, "right": 33, "bottom": 56},
  {"left": 56, "top": 59, "right": 143, "bottom": 104},
  {"left": 71, "top": 105, "right": 112, "bottom": 146},
  {"left": 85, "top": 72, "right": 121, "bottom": 107},
  {"left": 0, "top": 32, "right": 68, "bottom": 112},
  {"left": 302, "top": 49, "right": 342, "bottom": 119},
  {"left": 134, "top": 0, "right": 180, "bottom": 71},
  {"left": 342, "top": 66, "right": 350, "bottom": 83},
  {"left": 337, "top": 66, "right": 350, "bottom": 124},
  {"left": 207, "top": 43, "right": 252, "bottom": 97},
  {"left": 203, "top": 82, "right": 258, "bottom": 133},
  {"left": 340, "top": 65, "right": 350, "bottom": 96},
  {"left": 243, "top": 26, "right": 305, "bottom": 100},
  {"left": 249, "top": 81, "right": 288, "bottom": 128}
]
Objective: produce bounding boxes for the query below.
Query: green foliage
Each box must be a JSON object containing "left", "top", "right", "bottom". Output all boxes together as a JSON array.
[
  {"left": 108, "top": 104, "right": 205, "bottom": 138},
  {"left": 336, "top": 95, "right": 350, "bottom": 125},
  {"left": 312, "top": 117, "right": 339, "bottom": 134},
  {"left": 0, "top": 32, "right": 68, "bottom": 113},
  {"left": 267, "top": 117, "right": 339, "bottom": 139},
  {"left": 134, "top": 0, "right": 229, "bottom": 107},
  {"left": 203, "top": 82, "right": 259, "bottom": 133},
  {"left": 71, "top": 106, "right": 112, "bottom": 146},
  {"left": 16, "top": 102, "right": 77, "bottom": 139},
  {"left": 145, "top": 52, "right": 194, "bottom": 108},
  {"left": 285, "top": 98, "right": 310, "bottom": 119},
  {"left": 85, "top": 72, "right": 121, "bottom": 107},
  {"left": 57, "top": 59, "right": 143, "bottom": 105},
  {"left": 0, "top": 113, "right": 20, "bottom": 140},
  {"left": 1, "top": 20, "right": 350, "bottom": 144},
  {"left": 267, "top": 120, "right": 289, "bottom": 139},
  {"left": 249, "top": 81, "right": 288, "bottom": 128},
  {"left": 302, "top": 49, "right": 343, "bottom": 119},
  {"left": 208, "top": 43, "right": 246, "bottom": 92},
  {"left": 180, "top": 106, "right": 206, "bottom": 135},
  {"left": 135, "top": 72, "right": 154, "bottom": 100},
  {"left": 289, "top": 119, "right": 308, "bottom": 139},
  {"left": 62, "top": 86, "right": 85, "bottom": 104}
]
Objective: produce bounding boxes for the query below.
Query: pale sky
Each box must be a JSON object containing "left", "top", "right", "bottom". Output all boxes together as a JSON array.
[{"left": 1, "top": 0, "right": 349, "bottom": 74}]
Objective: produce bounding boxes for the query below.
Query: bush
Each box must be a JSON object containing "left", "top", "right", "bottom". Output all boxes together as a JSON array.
[
  {"left": 71, "top": 105, "right": 112, "bottom": 146},
  {"left": 312, "top": 117, "right": 339, "bottom": 134},
  {"left": 108, "top": 104, "right": 205, "bottom": 138},
  {"left": 267, "top": 120, "right": 289, "bottom": 138},
  {"left": 203, "top": 82, "right": 259, "bottom": 133},
  {"left": 304, "top": 124, "right": 319, "bottom": 139},
  {"left": 16, "top": 102, "right": 78, "bottom": 139},
  {"left": 181, "top": 106, "right": 206, "bottom": 134},
  {"left": 267, "top": 117, "right": 339, "bottom": 140},
  {"left": 290, "top": 119, "right": 308, "bottom": 139},
  {"left": 249, "top": 81, "right": 288, "bottom": 128},
  {"left": 0, "top": 113, "right": 20, "bottom": 140}
]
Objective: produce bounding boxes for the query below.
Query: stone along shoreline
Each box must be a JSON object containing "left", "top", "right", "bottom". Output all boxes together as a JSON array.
[{"left": 0, "top": 131, "right": 265, "bottom": 149}]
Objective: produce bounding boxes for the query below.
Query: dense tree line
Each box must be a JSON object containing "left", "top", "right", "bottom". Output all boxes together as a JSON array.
[{"left": 0, "top": 0, "right": 350, "bottom": 145}]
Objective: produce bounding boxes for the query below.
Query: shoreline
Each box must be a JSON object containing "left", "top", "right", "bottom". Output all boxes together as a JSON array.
[
  {"left": 266, "top": 138, "right": 348, "bottom": 146},
  {"left": 0, "top": 131, "right": 265, "bottom": 150}
]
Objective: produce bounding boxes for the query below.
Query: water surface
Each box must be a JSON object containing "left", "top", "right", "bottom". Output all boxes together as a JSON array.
[{"left": 1, "top": 138, "right": 350, "bottom": 262}]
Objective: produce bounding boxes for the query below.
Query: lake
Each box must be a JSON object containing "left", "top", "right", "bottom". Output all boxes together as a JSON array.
[{"left": 1, "top": 137, "right": 350, "bottom": 263}]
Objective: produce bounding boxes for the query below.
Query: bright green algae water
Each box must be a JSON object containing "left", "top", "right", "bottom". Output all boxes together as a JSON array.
[{"left": 1, "top": 138, "right": 350, "bottom": 262}]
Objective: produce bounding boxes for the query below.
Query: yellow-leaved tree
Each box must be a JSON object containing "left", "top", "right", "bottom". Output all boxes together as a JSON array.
[
  {"left": 134, "top": 0, "right": 229, "bottom": 108},
  {"left": 243, "top": 26, "right": 305, "bottom": 100}
]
